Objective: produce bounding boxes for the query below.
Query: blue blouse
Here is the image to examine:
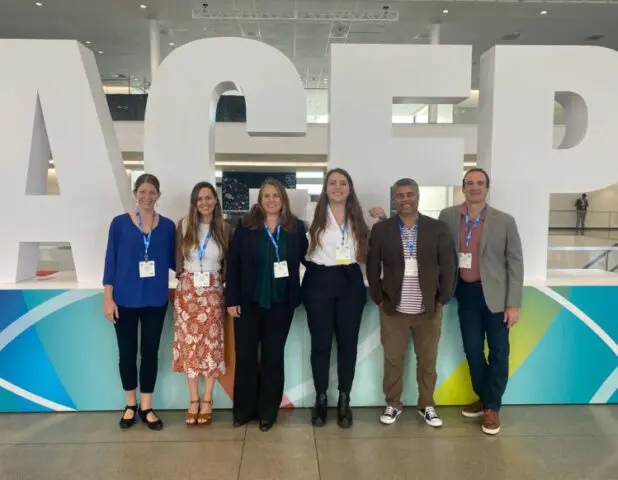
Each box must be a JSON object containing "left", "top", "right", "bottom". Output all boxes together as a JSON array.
[{"left": 103, "top": 213, "right": 176, "bottom": 308}]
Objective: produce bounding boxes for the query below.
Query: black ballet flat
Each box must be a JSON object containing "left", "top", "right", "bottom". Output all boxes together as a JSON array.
[
  {"left": 233, "top": 418, "right": 249, "bottom": 428},
  {"left": 259, "top": 419, "right": 275, "bottom": 432},
  {"left": 139, "top": 407, "right": 164, "bottom": 431},
  {"left": 119, "top": 405, "right": 138, "bottom": 430}
]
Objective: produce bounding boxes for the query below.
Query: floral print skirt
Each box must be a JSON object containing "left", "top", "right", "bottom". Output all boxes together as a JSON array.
[{"left": 173, "top": 271, "right": 226, "bottom": 379}]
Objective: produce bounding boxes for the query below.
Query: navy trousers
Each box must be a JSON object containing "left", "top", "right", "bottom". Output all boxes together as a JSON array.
[{"left": 455, "top": 281, "right": 509, "bottom": 412}]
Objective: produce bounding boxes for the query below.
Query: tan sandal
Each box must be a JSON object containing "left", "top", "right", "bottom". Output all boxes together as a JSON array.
[
  {"left": 198, "top": 400, "right": 213, "bottom": 425},
  {"left": 186, "top": 399, "right": 200, "bottom": 426}
]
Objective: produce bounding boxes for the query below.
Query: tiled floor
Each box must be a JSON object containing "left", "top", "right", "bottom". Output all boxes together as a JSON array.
[{"left": 1, "top": 406, "right": 617, "bottom": 480}]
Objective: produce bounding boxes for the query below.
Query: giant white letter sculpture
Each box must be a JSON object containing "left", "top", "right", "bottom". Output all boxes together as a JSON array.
[
  {"left": 478, "top": 46, "right": 618, "bottom": 280},
  {"left": 329, "top": 44, "right": 472, "bottom": 211},
  {"left": 144, "top": 37, "right": 307, "bottom": 220},
  {"left": 0, "top": 40, "right": 132, "bottom": 283}
]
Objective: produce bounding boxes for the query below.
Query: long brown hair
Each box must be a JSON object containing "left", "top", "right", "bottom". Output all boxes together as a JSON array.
[
  {"left": 182, "top": 182, "right": 229, "bottom": 260},
  {"left": 241, "top": 178, "right": 298, "bottom": 232},
  {"left": 308, "top": 168, "right": 369, "bottom": 262}
]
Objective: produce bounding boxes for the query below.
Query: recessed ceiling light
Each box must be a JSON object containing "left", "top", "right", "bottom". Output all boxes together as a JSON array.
[
  {"left": 85, "top": 40, "right": 92, "bottom": 44},
  {"left": 540, "top": 10, "right": 548, "bottom": 15},
  {"left": 97, "top": 50, "right": 104, "bottom": 54},
  {"left": 442, "top": 9, "right": 449, "bottom": 14},
  {"left": 35, "top": 2, "right": 43, "bottom": 6},
  {"left": 140, "top": 4, "right": 147, "bottom": 9},
  {"left": 169, "top": 42, "right": 176, "bottom": 46}
]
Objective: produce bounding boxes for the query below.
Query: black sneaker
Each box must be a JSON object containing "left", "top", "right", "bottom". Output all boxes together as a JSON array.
[
  {"left": 380, "top": 405, "right": 402, "bottom": 425},
  {"left": 418, "top": 406, "right": 443, "bottom": 427}
]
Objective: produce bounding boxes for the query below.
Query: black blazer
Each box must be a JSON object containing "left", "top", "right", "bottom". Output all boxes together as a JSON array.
[
  {"left": 225, "top": 218, "right": 308, "bottom": 310},
  {"left": 366, "top": 214, "right": 457, "bottom": 317}
]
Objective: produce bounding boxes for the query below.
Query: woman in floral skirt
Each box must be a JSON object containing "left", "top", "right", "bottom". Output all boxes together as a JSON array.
[{"left": 174, "top": 181, "right": 232, "bottom": 425}]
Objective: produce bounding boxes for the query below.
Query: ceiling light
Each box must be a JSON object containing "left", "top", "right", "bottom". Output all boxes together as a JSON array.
[
  {"left": 97, "top": 50, "right": 104, "bottom": 54},
  {"left": 35, "top": 2, "right": 43, "bottom": 6},
  {"left": 85, "top": 40, "right": 91, "bottom": 44},
  {"left": 169, "top": 42, "right": 176, "bottom": 46},
  {"left": 540, "top": 10, "right": 548, "bottom": 15},
  {"left": 140, "top": 4, "right": 147, "bottom": 9},
  {"left": 442, "top": 9, "right": 449, "bottom": 14}
]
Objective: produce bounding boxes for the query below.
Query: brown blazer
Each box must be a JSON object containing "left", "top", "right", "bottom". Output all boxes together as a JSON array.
[
  {"left": 175, "top": 218, "right": 233, "bottom": 279},
  {"left": 366, "top": 214, "right": 457, "bottom": 317}
]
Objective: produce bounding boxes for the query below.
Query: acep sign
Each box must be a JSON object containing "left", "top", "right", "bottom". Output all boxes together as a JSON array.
[{"left": 0, "top": 38, "right": 617, "bottom": 283}]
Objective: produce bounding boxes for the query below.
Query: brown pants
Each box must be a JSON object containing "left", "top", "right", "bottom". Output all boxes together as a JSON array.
[{"left": 380, "top": 308, "right": 442, "bottom": 410}]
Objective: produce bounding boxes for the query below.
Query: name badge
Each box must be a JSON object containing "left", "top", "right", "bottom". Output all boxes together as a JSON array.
[
  {"left": 274, "top": 261, "right": 289, "bottom": 278},
  {"left": 404, "top": 258, "right": 418, "bottom": 277},
  {"left": 139, "top": 261, "right": 155, "bottom": 278},
  {"left": 458, "top": 253, "right": 472, "bottom": 269},
  {"left": 193, "top": 272, "right": 210, "bottom": 287},
  {"left": 335, "top": 244, "right": 353, "bottom": 265}
]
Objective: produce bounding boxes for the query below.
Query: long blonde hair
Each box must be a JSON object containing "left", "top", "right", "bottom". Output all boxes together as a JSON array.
[{"left": 181, "top": 182, "right": 229, "bottom": 260}]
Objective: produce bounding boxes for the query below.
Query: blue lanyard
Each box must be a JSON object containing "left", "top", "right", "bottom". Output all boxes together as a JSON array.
[
  {"left": 136, "top": 210, "right": 155, "bottom": 261},
  {"left": 399, "top": 216, "right": 418, "bottom": 257},
  {"left": 338, "top": 222, "right": 347, "bottom": 246},
  {"left": 197, "top": 230, "right": 211, "bottom": 271},
  {"left": 329, "top": 207, "right": 347, "bottom": 245},
  {"left": 264, "top": 223, "right": 281, "bottom": 262},
  {"left": 464, "top": 206, "right": 487, "bottom": 247}
]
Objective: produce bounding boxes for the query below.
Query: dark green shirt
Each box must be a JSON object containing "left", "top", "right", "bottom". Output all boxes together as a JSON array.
[{"left": 253, "top": 226, "right": 289, "bottom": 309}]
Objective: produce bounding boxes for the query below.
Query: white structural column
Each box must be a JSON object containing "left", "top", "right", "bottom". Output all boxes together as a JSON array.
[
  {"left": 149, "top": 19, "right": 161, "bottom": 80},
  {"left": 427, "top": 23, "right": 440, "bottom": 124}
]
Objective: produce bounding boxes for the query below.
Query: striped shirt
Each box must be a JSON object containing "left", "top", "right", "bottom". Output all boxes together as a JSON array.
[{"left": 396, "top": 225, "right": 425, "bottom": 315}]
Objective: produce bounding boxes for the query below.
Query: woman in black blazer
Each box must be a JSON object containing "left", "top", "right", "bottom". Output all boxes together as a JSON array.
[{"left": 225, "top": 178, "right": 308, "bottom": 432}]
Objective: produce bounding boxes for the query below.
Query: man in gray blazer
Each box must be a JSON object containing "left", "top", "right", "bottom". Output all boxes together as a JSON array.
[{"left": 438, "top": 168, "right": 523, "bottom": 436}]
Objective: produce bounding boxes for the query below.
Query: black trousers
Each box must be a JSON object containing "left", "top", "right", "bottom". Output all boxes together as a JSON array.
[
  {"left": 114, "top": 304, "right": 168, "bottom": 393},
  {"left": 233, "top": 302, "right": 294, "bottom": 423},
  {"left": 302, "top": 262, "right": 367, "bottom": 396},
  {"left": 455, "top": 281, "right": 510, "bottom": 412}
]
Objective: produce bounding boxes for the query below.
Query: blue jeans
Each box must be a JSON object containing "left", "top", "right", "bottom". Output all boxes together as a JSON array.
[{"left": 455, "top": 281, "right": 509, "bottom": 412}]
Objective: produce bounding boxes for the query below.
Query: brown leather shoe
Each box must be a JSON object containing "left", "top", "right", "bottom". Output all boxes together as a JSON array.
[
  {"left": 482, "top": 410, "right": 500, "bottom": 435},
  {"left": 461, "top": 400, "right": 484, "bottom": 418}
]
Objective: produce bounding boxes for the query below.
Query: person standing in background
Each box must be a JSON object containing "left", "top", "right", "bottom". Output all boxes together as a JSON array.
[
  {"left": 367, "top": 178, "right": 457, "bottom": 427},
  {"left": 225, "top": 179, "right": 308, "bottom": 432},
  {"left": 303, "top": 168, "right": 369, "bottom": 429},
  {"left": 575, "top": 193, "right": 589, "bottom": 234},
  {"left": 174, "top": 182, "right": 232, "bottom": 426},
  {"left": 103, "top": 173, "right": 176, "bottom": 431},
  {"left": 439, "top": 168, "right": 524, "bottom": 436}
]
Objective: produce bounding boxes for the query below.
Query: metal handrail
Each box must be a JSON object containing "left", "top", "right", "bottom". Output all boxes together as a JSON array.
[{"left": 583, "top": 243, "right": 618, "bottom": 269}]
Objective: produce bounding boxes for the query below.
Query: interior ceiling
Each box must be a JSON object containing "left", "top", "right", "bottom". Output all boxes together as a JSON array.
[{"left": 2, "top": 0, "right": 618, "bottom": 89}]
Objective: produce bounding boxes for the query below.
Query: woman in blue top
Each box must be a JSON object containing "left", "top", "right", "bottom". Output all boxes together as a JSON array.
[{"left": 103, "top": 173, "right": 176, "bottom": 431}]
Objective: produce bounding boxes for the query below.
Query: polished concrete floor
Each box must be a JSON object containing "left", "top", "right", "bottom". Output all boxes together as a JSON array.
[{"left": 0, "top": 406, "right": 617, "bottom": 479}]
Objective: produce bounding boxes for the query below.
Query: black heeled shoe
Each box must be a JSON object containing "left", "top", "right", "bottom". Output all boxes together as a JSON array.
[
  {"left": 311, "top": 393, "right": 328, "bottom": 427},
  {"left": 259, "top": 419, "right": 275, "bottom": 432},
  {"left": 337, "top": 393, "right": 353, "bottom": 429},
  {"left": 139, "top": 407, "right": 164, "bottom": 431},
  {"left": 119, "top": 405, "right": 138, "bottom": 430}
]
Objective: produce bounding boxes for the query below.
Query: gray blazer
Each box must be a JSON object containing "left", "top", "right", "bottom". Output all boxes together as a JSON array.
[{"left": 438, "top": 205, "right": 524, "bottom": 313}]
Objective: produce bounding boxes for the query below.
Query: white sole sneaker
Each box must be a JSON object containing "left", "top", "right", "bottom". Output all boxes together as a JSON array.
[
  {"left": 482, "top": 424, "right": 500, "bottom": 435},
  {"left": 380, "top": 410, "right": 402, "bottom": 425},
  {"left": 418, "top": 410, "right": 443, "bottom": 428},
  {"left": 461, "top": 410, "right": 484, "bottom": 419}
]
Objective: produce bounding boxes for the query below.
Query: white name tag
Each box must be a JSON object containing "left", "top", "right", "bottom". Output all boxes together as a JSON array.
[
  {"left": 193, "top": 272, "right": 210, "bottom": 287},
  {"left": 404, "top": 258, "right": 418, "bottom": 277},
  {"left": 273, "top": 261, "right": 289, "bottom": 278},
  {"left": 335, "top": 244, "right": 353, "bottom": 265},
  {"left": 139, "top": 261, "right": 155, "bottom": 278},
  {"left": 458, "top": 253, "right": 472, "bottom": 269}
]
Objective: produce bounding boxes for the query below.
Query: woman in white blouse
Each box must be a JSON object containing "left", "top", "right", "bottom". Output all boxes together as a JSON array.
[
  {"left": 302, "top": 168, "right": 369, "bottom": 428},
  {"left": 173, "top": 182, "right": 231, "bottom": 425}
]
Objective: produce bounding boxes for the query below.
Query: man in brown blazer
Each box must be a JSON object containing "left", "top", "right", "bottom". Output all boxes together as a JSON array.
[{"left": 367, "top": 178, "right": 457, "bottom": 427}]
